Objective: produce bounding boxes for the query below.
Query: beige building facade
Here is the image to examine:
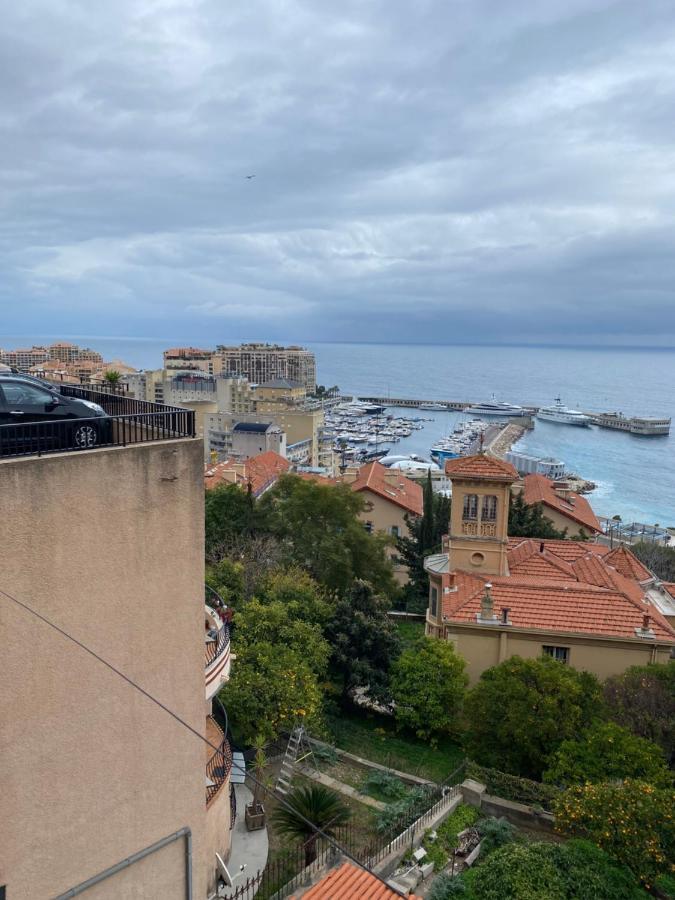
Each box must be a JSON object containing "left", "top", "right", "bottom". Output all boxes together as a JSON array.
[
  {"left": 425, "top": 454, "right": 675, "bottom": 683},
  {"left": 1, "top": 434, "right": 234, "bottom": 897}
]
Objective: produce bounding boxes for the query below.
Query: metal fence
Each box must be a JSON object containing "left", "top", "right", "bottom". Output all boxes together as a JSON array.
[
  {"left": 0, "top": 384, "right": 195, "bottom": 460},
  {"left": 221, "top": 761, "right": 466, "bottom": 900}
]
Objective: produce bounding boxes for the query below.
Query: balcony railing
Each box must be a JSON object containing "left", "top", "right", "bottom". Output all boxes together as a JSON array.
[
  {"left": 0, "top": 384, "right": 195, "bottom": 460},
  {"left": 206, "top": 716, "right": 233, "bottom": 806},
  {"left": 205, "top": 585, "right": 231, "bottom": 699}
]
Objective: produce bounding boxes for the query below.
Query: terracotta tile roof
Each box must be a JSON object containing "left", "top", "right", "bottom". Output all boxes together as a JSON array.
[
  {"left": 294, "top": 862, "right": 420, "bottom": 899},
  {"left": 350, "top": 461, "right": 423, "bottom": 516},
  {"left": 445, "top": 454, "right": 518, "bottom": 482},
  {"left": 522, "top": 474, "right": 601, "bottom": 534},
  {"left": 204, "top": 451, "right": 289, "bottom": 497},
  {"left": 507, "top": 537, "right": 609, "bottom": 562},
  {"left": 434, "top": 537, "right": 675, "bottom": 643},
  {"left": 663, "top": 582, "right": 675, "bottom": 599},
  {"left": 604, "top": 545, "right": 653, "bottom": 582}
]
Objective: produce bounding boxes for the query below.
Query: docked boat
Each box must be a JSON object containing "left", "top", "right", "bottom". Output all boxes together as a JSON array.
[
  {"left": 419, "top": 403, "right": 447, "bottom": 411},
  {"left": 537, "top": 398, "right": 591, "bottom": 427},
  {"left": 465, "top": 396, "right": 530, "bottom": 418},
  {"left": 593, "top": 412, "right": 671, "bottom": 436}
]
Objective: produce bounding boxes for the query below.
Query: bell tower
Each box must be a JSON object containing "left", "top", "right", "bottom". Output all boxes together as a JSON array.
[{"left": 445, "top": 454, "right": 518, "bottom": 577}]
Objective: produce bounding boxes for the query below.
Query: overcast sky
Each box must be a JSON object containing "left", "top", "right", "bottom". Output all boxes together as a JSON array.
[{"left": 3, "top": 0, "right": 675, "bottom": 346}]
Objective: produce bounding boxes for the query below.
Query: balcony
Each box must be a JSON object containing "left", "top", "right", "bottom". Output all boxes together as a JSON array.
[
  {"left": 0, "top": 384, "right": 195, "bottom": 460},
  {"left": 205, "top": 586, "right": 231, "bottom": 700},
  {"left": 205, "top": 715, "right": 233, "bottom": 806}
]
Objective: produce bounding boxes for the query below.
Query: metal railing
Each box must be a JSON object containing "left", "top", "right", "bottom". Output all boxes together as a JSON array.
[
  {"left": 0, "top": 385, "right": 195, "bottom": 460},
  {"left": 206, "top": 720, "right": 233, "bottom": 806},
  {"left": 205, "top": 612, "right": 230, "bottom": 668}
]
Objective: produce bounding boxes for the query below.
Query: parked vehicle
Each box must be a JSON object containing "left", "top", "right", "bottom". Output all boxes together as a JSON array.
[{"left": 0, "top": 374, "right": 111, "bottom": 452}]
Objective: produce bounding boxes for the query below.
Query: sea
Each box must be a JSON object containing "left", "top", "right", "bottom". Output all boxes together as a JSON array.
[{"left": 3, "top": 335, "right": 674, "bottom": 526}]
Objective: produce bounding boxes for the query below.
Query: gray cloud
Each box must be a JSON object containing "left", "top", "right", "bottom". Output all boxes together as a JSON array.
[{"left": 3, "top": 0, "right": 675, "bottom": 344}]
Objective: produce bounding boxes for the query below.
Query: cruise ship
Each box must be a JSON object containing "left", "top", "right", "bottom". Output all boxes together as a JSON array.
[
  {"left": 593, "top": 412, "right": 671, "bottom": 436},
  {"left": 464, "top": 397, "right": 530, "bottom": 418},
  {"left": 536, "top": 398, "right": 591, "bottom": 427}
]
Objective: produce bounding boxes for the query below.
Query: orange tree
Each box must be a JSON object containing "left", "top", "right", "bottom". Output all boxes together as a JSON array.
[{"left": 554, "top": 779, "right": 675, "bottom": 889}]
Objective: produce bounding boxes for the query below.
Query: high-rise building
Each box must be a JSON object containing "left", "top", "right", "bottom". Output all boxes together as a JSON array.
[
  {"left": 0, "top": 342, "right": 103, "bottom": 372},
  {"left": 163, "top": 347, "right": 214, "bottom": 374},
  {"left": 213, "top": 343, "right": 316, "bottom": 392},
  {"left": 1, "top": 386, "right": 245, "bottom": 897}
]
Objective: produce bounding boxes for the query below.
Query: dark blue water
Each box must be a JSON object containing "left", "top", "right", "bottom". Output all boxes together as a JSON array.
[{"left": 2, "top": 335, "right": 673, "bottom": 525}]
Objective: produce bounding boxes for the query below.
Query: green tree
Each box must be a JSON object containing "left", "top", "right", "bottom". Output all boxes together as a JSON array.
[
  {"left": 391, "top": 637, "right": 468, "bottom": 742},
  {"left": 508, "top": 491, "right": 568, "bottom": 539},
  {"left": 555, "top": 780, "right": 675, "bottom": 888},
  {"left": 271, "top": 784, "right": 350, "bottom": 865},
  {"left": 464, "top": 656, "right": 602, "bottom": 780},
  {"left": 326, "top": 579, "right": 401, "bottom": 703},
  {"left": 219, "top": 642, "right": 323, "bottom": 743},
  {"left": 262, "top": 475, "right": 396, "bottom": 597},
  {"left": 103, "top": 369, "right": 121, "bottom": 385},
  {"left": 396, "top": 482, "right": 450, "bottom": 613},
  {"left": 233, "top": 598, "right": 330, "bottom": 677},
  {"left": 205, "top": 557, "right": 245, "bottom": 608},
  {"left": 205, "top": 482, "right": 268, "bottom": 562},
  {"left": 256, "top": 566, "right": 333, "bottom": 627},
  {"left": 603, "top": 664, "right": 675, "bottom": 764},
  {"left": 544, "top": 721, "right": 672, "bottom": 788}
]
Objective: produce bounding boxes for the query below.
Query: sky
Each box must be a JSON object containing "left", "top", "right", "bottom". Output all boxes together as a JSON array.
[{"left": 3, "top": 0, "right": 675, "bottom": 347}]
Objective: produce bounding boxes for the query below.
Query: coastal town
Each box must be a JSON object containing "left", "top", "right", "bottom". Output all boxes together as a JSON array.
[{"left": 3, "top": 336, "right": 675, "bottom": 899}]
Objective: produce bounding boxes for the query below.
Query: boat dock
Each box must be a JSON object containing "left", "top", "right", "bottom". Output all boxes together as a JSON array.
[{"left": 351, "top": 395, "right": 541, "bottom": 412}]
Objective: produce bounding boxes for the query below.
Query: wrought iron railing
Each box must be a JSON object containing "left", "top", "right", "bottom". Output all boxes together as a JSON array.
[
  {"left": 206, "top": 720, "right": 233, "bottom": 806},
  {"left": 0, "top": 384, "right": 195, "bottom": 460},
  {"left": 205, "top": 613, "right": 230, "bottom": 668}
]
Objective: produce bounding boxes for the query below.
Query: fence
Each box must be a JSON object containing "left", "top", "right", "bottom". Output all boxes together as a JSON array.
[{"left": 221, "top": 761, "right": 466, "bottom": 900}]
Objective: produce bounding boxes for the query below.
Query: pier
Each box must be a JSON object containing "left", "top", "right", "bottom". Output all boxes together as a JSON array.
[{"left": 350, "top": 395, "right": 542, "bottom": 412}]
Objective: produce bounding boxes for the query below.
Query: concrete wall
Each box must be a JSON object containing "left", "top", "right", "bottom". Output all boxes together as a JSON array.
[
  {"left": 0, "top": 439, "right": 208, "bottom": 899},
  {"left": 442, "top": 624, "right": 669, "bottom": 683}
]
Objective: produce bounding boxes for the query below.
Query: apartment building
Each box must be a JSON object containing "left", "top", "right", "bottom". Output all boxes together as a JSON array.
[
  {"left": 425, "top": 454, "right": 675, "bottom": 682},
  {"left": 164, "top": 347, "right": 215, "bottom": 374},
  {"left": 0, "top": 345, "right": 49, "bottom": 369},
  {"left": 214, "top": 343, "right": 317, "bottom": 392},
  {"left": 1, "top": 387, "right": 240, "bottom": 898}
]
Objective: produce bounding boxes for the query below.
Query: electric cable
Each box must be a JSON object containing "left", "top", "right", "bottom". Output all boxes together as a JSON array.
[{"left": 2, "top": 585, "right": 406, "bottom": 897}]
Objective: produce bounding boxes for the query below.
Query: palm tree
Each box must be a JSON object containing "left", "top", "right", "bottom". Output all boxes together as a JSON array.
[
  {"left": 104, "top": 370, "right": 121, "bottom": 386},
  {"left": 271, "top": 784, "right": 350, "bottom": 866}
]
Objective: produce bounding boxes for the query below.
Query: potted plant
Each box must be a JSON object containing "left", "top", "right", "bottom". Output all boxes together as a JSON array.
[{"left": 245, "top": 735, "right": 268, "bottom": 831}]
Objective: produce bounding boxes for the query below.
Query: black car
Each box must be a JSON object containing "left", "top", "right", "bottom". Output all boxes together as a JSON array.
[{"left": 0, "top": 374, "right": 111, "bottom": 453}]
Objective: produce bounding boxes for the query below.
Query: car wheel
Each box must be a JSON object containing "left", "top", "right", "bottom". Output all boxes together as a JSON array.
[{"left": 73, "top": 422, "right": 99, "bottom": 449}]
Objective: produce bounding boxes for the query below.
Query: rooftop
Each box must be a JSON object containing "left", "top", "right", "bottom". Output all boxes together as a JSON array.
[
  {"left": 259, "top": 377, "right": 304, "bottom": 390},
  {"left": 522, "top": 474, "right": 601, "bottom": 534},
  {"left": 431, "top": 537, "right": 675, "bottom": 644},
  {"left": 292, "top": 862, "right": 420, "bottom": 899},
  {"left": 445, "top": 454, "right": 518, "bottom": 482},
  {"left": 232, "top": 421, "right": 276, "bottom": 433},
  {"left": 204, "top": 450, "right": 290, "bottom": 496},
  {"left": 350, "top": 461, "right": 423, "bottom": 516}
]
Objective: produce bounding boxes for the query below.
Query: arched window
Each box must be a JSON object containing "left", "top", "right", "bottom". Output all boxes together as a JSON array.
[
  {"left": 462, "top": 493, "right": 478, "bottom": 520},
  {"left": 482, "top": 495, "right": 498, "bottom": 522}
]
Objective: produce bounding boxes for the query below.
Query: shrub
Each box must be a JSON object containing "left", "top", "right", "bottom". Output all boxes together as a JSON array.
[
  {"left": 544, "top": 721, "right": 672, "bottom": 788},
  {"left": 655, "top": 872, "right": 675, "bottom": 899},
  {"left": 363, "top": 769, "right": 408, "bottom": 802},
  {"left": 428, "top": 873, "right": 468, "bottom": 899},
  {"left": 471, "top": 842, "right": 565, "bottom": 900},
  {"left": 465, "top": 762, "right": 559, "bottom": 810},
  {"left": 555, "top": 839, "right": 647, "bottom": 900},
  {"left": 464, "top": 656, "right": 602, "bottom": 780},
  {"left": 313, "top": 743, "right": 338, "bottom": 766},
  {"left": 437, "top": 804, "right": 481, "bottom": 849},
  {"left": 603, "top": 663, "right": 675, "bottom": 764},
  {"left": 376, "top": 786, "right": 428, "bottom": 833},
  {"left": 476, "top": 816, "right": 517, "bottom": 856},
  {"left": 555, "top": 779, "right": 675, "bottom": 888}
]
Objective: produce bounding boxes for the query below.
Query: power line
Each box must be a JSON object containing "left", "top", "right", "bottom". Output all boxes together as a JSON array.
[{"left": 1, "top": 585, "right": 404, "bottom": 897}]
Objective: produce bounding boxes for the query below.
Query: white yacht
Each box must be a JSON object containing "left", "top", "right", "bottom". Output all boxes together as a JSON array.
[
  {"left": 537, "top": 398, "right": 592, "bottom": 427},
  {"left": 465, "top": 396, "right": 529, "bottom": 418}
]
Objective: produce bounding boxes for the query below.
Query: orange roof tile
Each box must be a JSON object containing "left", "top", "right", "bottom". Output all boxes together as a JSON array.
[
  {"left": 604, "top": 545, "right": 653, "bottom": 582},
  {"left": 350, "top": 461, "right": 423, "bottom": 516},
  {"left": 204, "top": 451, "right": 289, "bottom": 496},
  {"left": 445, "top": 454, "right": 518, "bottom": 482},
  {"left": 522, "top": 475, "right": 601, "bottom": 534},
  {"left": 294, "top": 862, "right": 420, "bottom": 899},
  {"left": 431, "top": 537, "right": 675, "bottom": 644}
]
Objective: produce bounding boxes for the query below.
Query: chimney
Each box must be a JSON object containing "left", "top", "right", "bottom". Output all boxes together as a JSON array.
[
  {"left": 481, "top": 583, "right": 495, "bottom": 620},
  {"left": 501, "top": 607, "right": 511, "bottom": 625},
  {"left": 642, "top": 613, "right": 650, "bottom": 632},
  {"left": 539, "top": 541, "right": 545, "bottom": 553},
  {"left": 444, "top": 571, "right": 457, "bottom": 593}
]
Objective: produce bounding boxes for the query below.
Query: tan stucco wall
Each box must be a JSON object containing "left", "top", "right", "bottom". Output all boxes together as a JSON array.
[
  {"left": 538, "top": 504, "right": 594, "bottom": 538},
  {"left": 431, "top": 622, "right": 670, "bottom": 684},
  {"left": 358, "top": 492, "right": 413, "bottom": 584},
  {"left": 205, "top": 782, "right": 232, "bottom": 892},
  {"left": 0, "top": 439, "right": 208, "bottom": 899},
  {"left": 449, "top": 477, "right": 511, "bottom": 576}
]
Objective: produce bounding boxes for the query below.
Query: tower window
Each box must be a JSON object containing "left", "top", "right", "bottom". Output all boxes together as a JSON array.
[
  {"left": 462, "top": 493, "right": 478, "bottom": 520},
  {"left": 482, "top": 495, "right": 498, "bottom": 521}
]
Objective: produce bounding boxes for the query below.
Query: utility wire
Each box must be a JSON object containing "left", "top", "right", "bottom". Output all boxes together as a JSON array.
[{"left": 1, "top": 586, "right": 405, "bottom": 897}]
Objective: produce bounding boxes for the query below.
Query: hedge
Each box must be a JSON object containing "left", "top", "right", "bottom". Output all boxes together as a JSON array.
[{"left": 466, "top": 762, "right": 559, "bottom": 810}]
